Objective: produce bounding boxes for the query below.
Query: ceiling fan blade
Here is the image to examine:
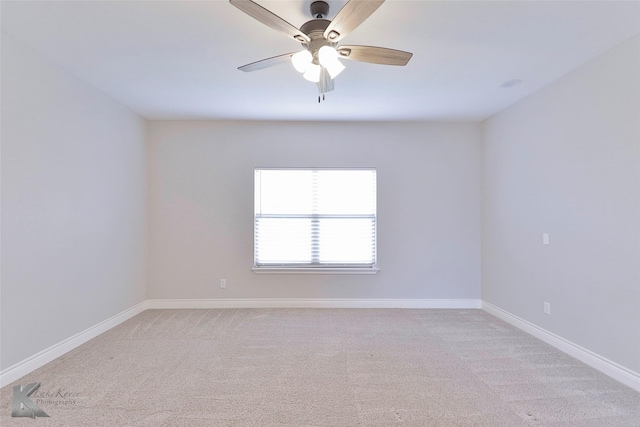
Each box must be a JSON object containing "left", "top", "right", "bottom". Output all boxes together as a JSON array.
[
  {"left": 337, "top": 45, "right": 412, "bottom": 66},
  {"left": 323, "top": 0, "right": 385, "bottom": 43},
  {"left": 229, "top": 0, "right": 310, "bottom": 43},
  {"left": 238, "top": 52, "right": 297, "bottom": 72}
]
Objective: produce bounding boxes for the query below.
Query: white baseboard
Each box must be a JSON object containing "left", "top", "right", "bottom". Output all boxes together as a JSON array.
[
  {"left": 9, "top": 298, "right": 636, "bottom": 392},
  {"left": 0, "top": 301, "right": 149, "bottom": 388},
  {"left": 482, "top": 301, "right": 640, "bottom": 392},
  {"left": 0, "top": 298, "right": 480, "bottom": 387},
  {"left": 146, "top": 298, "right": 482, "bottom": 309}
]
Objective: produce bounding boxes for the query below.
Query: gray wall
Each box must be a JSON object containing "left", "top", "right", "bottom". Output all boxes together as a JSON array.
[
  {"left": 481, "top": 35, "right": 640, "bottom": 373},
  {"left": 1, "top": 34, "right": 148, "bottom": 370},
  {"left": 148, "top": 121, "right": 481, "bottom": 300},
  {"left": 4, "top": 20, "right": 637, "bottom": 384}
]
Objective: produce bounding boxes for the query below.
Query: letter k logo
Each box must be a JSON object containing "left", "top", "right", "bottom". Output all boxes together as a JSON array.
[{"left": 12, "top": 382, "right": 50, "bottom": 418}]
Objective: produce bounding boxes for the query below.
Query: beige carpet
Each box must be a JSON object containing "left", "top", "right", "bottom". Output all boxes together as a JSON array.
[{"left": 1, "top": 309, "right": 639, "bottom": 426}]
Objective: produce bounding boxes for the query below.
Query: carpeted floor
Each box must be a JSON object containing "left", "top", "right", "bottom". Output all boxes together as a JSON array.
[{"left": 1, "top": 309, "right": 639, "bottom": 426}]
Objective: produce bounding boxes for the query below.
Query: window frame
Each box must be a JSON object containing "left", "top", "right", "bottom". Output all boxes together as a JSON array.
[{"left": 253, "top": 167, "right": 379, "bottom": 275}]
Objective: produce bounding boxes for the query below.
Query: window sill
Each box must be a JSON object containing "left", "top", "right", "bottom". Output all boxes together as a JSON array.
[{"left": 252, "top": 267, "right": 380, "bottom": 275}]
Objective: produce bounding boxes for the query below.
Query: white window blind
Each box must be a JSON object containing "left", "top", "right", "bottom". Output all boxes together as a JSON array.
[{"left": 254, "top": 168, "right": 377, "bottom": 269}]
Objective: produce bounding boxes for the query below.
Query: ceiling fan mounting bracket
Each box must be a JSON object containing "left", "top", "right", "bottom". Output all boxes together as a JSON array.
[{"left": 310, "top": 1, "right": 330, "bottom": 19}]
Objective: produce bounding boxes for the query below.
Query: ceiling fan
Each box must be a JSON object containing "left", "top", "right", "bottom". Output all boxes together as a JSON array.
[{"left": 230, "top": 0, "right": 413, "bottom": 101}]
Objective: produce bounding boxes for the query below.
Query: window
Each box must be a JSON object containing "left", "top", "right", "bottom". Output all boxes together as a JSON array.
[{"left": 254, "top": 168, "right": 377, "bottom": 273}]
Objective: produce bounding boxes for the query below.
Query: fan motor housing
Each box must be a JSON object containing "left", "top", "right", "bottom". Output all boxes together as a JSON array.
[
  {"left": 302, "top": 2, "right": 334, "bottom": 55},
  {"left": 300, "top": 18, "right": 330, "bottom": 37},
  {"left": 300, "top": 19, "right": 335, "bottom": 60}
]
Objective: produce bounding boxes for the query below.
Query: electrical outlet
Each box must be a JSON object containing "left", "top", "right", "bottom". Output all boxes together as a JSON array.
[
  {"left": 544, "top": 301, "right": 551, "bottom": 315},
  {"left": 220, "top": 279, "right": 227, "bottom": 289},
  {"left": 543, "top": 233, "right": 550, "bottom": 245}
]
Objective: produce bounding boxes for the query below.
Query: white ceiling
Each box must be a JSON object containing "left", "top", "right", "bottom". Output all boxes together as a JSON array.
[{"left": 2, "top": 0, "right": 639, "bottom": 122}]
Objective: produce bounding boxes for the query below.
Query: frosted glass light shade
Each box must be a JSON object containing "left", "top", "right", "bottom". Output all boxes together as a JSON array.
[
  {"left": 303, "top": 63, "right": 322, "bottom": 83},
  {"left": 318, "top": 46, "right": 345, "bottom": 79},
  {"left": 291, "top": 50, "right": 312, "bottom": 73},
  {"left": 324, "top": 60, "right": 345, "bottom": 79},
  {"left": 318, "top": 46, "right": 338, "bottom": 65}
]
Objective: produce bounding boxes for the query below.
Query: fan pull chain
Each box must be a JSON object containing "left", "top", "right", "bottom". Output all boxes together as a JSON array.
[{"left": 317, "top": 93, "right": 327, "bottom": 103}]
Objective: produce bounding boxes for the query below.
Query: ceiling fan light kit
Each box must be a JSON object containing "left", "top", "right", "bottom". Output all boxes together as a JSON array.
[
  {"left": 230, "top": 0, "right": 413, "bottom": 101},
  {"left": 294, "top": 46, "right": 344, "bottom": 82}
]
